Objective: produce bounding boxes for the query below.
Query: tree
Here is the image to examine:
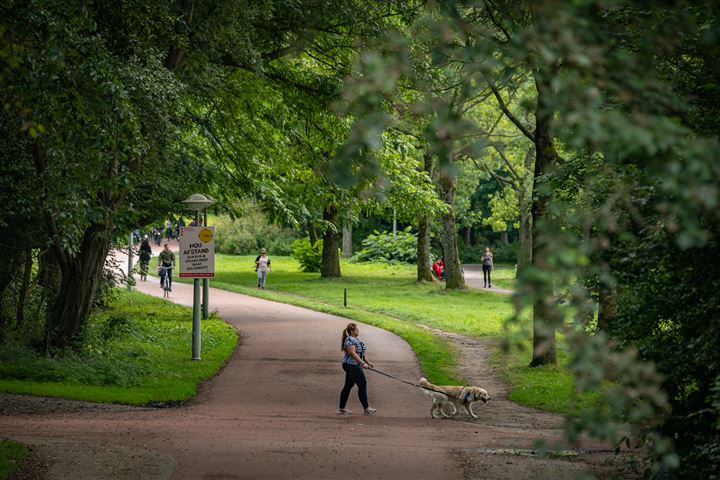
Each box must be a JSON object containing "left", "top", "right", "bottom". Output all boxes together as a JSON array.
[
  {"left": 335, "top": 0, "right": 719, "bottom": 475},
  {"left": 1, "top": 1, "right": 217, "bottom": 347}
]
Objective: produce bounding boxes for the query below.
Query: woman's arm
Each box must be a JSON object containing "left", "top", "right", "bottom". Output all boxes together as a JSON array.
[
  {"left": 346, "top": 346, "right": 371, "bottom": 368},
  {"left": 363, "top": 355, "right": 374, "bottom": 368}
]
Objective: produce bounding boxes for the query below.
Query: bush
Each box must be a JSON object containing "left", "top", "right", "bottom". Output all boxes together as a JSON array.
[
  {"left": 213, "top": 204, "right": 298, "bottom": 256},
  {"left": 352, "top": 227, "right": 417, "bottom": 263},
  {"left": 291, "top": 238, "right": 323, "bottom": 272}
]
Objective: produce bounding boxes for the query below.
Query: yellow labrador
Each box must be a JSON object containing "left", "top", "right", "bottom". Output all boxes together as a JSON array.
[{"left": 419, "top": 377, "right": 490, "bottom": 419}]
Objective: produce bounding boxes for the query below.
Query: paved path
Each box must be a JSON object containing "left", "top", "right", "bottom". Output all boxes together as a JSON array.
[
  {"left": 1, "top": 247, "right": 583, "bottom": 479},
  {"left": 462, "top": 264, "right": 514, "bottom": 294}
]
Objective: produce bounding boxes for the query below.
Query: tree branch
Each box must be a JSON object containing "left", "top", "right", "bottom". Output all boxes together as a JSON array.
[{"left": 484, "top": 73, "right": 535, "bottom": 143}]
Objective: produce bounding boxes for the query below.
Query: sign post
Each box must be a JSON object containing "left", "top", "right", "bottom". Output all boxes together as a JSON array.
[{"left": 179, "top": 225, "right": 215, "bottom": 360}]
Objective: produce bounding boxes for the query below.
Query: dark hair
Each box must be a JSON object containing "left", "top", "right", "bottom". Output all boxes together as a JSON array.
[{"left": 341, "top": 323, "right": 357, "bottom": 351}]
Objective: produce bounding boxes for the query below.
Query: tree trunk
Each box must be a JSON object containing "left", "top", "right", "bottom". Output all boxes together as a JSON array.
[
  {"left": 439, "top": 176, "right": 465, "bottom": 290},
  {"left": 165, "top": 0, "right": 195, "bottom": 70},
  {"left": 516, "top": 146, "right": 534, "bottom": 278},
  {"left": 501, "top": 231, "right": 509, "bottom": 245},
  {"left": 321, "top": 205, "right": 341, "bottom": 278},
  {"left": 342, "top": 223, "right": 352, "bottom": 258},
  {"left": 517, "top": 187, "right": 532, "bottom": 278},
  {"left": 417, "top": 215, "right": 434, "bottom": 282},
  {"left": 16, "top": 249, "right": 34, "bottom": 327},
  {"left": 308, "top": 222, "right": 318, "bottom": 246},
  {"left": 46, "top": 223, "right": 114, "bottom": 349},
  {"left": 597, "top": 264, "right": 616, "bottom": 331},
  {"left": 529, "top": 67, "right": 559, "bottom": 367},
  {"left": 417, "top": 151, "right": 435, "bottom": 282},
  {"left": 0, "top": 246, "right": 22, "bottom": 327}
]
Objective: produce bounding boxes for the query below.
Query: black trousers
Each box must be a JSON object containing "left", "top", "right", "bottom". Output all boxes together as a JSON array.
[
  {"left": 339, "top": 363, "right": 368, "bottom": 409},
  {"left": 482, "top": 265, "right": 491, "bottom": 286}
]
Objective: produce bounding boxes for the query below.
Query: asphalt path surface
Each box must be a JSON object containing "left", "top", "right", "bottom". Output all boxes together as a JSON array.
[{"left": 1, "top": 244, "right": 586, "bottom": 479}]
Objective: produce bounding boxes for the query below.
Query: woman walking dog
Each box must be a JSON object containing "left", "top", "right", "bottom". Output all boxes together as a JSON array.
[{"left": 338, "top": 323, "right": 377, "bottom": 415}]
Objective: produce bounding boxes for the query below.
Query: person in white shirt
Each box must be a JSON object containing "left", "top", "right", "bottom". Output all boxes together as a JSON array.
[{"left": 255, "top": 247, "right": 271, "bottom": 289}]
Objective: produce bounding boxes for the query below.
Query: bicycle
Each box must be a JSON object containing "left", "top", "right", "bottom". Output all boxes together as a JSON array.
[{"left": 158, "top": 265, "right": 173, "bottom": 297}]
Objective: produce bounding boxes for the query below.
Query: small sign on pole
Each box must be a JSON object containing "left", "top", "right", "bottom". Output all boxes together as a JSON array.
[{"left": 179, "top": 226, "right": 215, "bottom": 278}]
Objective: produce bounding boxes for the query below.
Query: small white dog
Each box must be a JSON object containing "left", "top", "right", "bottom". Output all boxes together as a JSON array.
[{"left": 419, "top": 377, "right": 490, "bottom": 418}]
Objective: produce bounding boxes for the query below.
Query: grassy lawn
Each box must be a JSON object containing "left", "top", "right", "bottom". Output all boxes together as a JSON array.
[
  {"left": 474, "top": 264, "right": 516, "bottom": 290},
  {"left": 176, "top": 254, "right": 586, "bottom": 413},
  {"left": 0, "top": 439, "right": 28, "bottom": 480},
  {"left": 0, "top": 291, "right": 238, "bottom": 405},
  {"left": 189, "top": 255, "right": 518, "bottom": 337}
]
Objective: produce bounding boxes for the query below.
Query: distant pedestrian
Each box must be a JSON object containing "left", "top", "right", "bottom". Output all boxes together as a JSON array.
[
  {"left": 432, "top": 257, "right": 445, "bottom": 280},
  {"left": 255, "top": 247, "right": 271, "bottom": 289},
  {"left": 481, "top": 247, "right": 494, "bottom": 288},
  {"left": 338, "top": 323, "right": 377, "bottom": 416},
  {"left": 165, "top": 219, "right": 173, "bottom": 240},
  {"left": 139, "top": 237, "right": 152, "bottom": 281}
]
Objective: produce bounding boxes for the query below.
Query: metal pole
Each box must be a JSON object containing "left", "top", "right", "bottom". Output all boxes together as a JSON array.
[
  {"left": 192, "top": 278, "right": 201, "bottom": 360},
  {"left": 393, "top": 208, "right": 397, "bottom": 240},
  {"left": 127, "top": 232, "right": 134, "bottom": 291},
  {"left": 344, "top": 288, "right": 347, "bottom": 308},
  {"left": 192, "top": 210, "right": 201, "bottom": 360},
  {"left": 202, "top": 208, "right": 209, "bottom": 319}
]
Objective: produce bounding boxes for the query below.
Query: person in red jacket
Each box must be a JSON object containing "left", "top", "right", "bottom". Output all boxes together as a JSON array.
[{"left": 432, "top": 257, "right": 445, "bottom": 280}]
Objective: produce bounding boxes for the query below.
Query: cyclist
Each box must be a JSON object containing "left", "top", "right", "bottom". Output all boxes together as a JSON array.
[{"left": 158, "top": 243, "right": 175, "bottom": 292}]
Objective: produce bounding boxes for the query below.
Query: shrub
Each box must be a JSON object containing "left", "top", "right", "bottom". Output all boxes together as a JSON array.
[
  {"left": 213, "top": 204, "right": 298, "bottom": 256},
  {"left": 291, "top": 238, "right": 323, "bottom": 272},
  {"left": 352, "top": 227, "right": 417, "bottom": 263}
]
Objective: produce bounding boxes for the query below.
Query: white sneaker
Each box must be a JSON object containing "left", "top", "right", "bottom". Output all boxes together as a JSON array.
[
  {"left": 337, "top": 408, "right": 352, "bottom": 415},
  {"left": 364, "top": 407, "right": 377, "bottom": 416}
]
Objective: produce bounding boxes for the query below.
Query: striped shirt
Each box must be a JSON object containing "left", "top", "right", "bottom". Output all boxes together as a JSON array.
[{"left": 342, "top": 336, "right": 365, "bottom": 365}]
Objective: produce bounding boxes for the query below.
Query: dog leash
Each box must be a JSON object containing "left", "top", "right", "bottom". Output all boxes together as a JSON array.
[{"left": 367, "top": 367, "right": 466, "bottom": 401}]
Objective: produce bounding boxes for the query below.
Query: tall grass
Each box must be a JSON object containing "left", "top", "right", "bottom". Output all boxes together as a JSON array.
[{"left": 0, "top": 291, "right": 238, "bottom": 404}]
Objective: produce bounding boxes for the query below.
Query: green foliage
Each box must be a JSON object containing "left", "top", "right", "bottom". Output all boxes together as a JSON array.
[
  {"left": 0, "top": 290, "right": 237, "bottom": 404},
  {"left": 213, "top": 206, "right": 298, "bottom": 256},
  {"left": 0, "top": 438, "right": 28, "bottom": 480},
  {"left": 606, "top": 230, "right": 720, "bottom": 477},
  {"left": 92, "top": 259, "right": 121, "bottom": 310},
  {"left": 290, "top": 239, "right": 323, "bottom": 272},
  {"left": 352, "top": 227, "right": 417, "bottom": 263},
  {"left": 460, "top": 241, "right": 517, "bottom": 264},
  {"left": 336, "top": 1, "right": 720, "bottom": 475}
]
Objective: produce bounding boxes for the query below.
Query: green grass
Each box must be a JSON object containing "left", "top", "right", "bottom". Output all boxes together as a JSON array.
[
  {"left": 185, "top": 255, "right": 518, "bottom": 337},
  {"left": 479, "top": 264, "right": 516, "bottom": 290},
  {"left": 0, "top": 439, "right": 28, "bottom": 480},
  {"left": 176, "top": 255, "right": 586, "bottom": 415},
  {"left": 491, "top": 339, "right": 599, "bottom": 413},
  {"left": 0, "top": 290, "right": 238, "bottom": 405}
]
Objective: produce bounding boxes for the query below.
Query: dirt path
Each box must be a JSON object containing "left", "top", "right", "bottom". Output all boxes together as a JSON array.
[
  {"left": 1, "top": 250, "right": 623, "bottom": 479},
  {"left": 462, "top": 264, "right": 514, "bottom": 294}
]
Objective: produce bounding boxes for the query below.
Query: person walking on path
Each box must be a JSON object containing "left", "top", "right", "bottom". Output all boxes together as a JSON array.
[
  {"left": 158, "top": 243, "right": 176, "bottom": 292},
  {"left": 255, "top": 248, "right": 271, "bottom": 289},
  {"left": 338, "top": 323, "right": 377, "bottom": 416},
  {"left": 138, "top": 237, "right": 152, "bottom": 281},
  {"left": 481, "top": 247, "right": 494, "bottom": 288}
]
